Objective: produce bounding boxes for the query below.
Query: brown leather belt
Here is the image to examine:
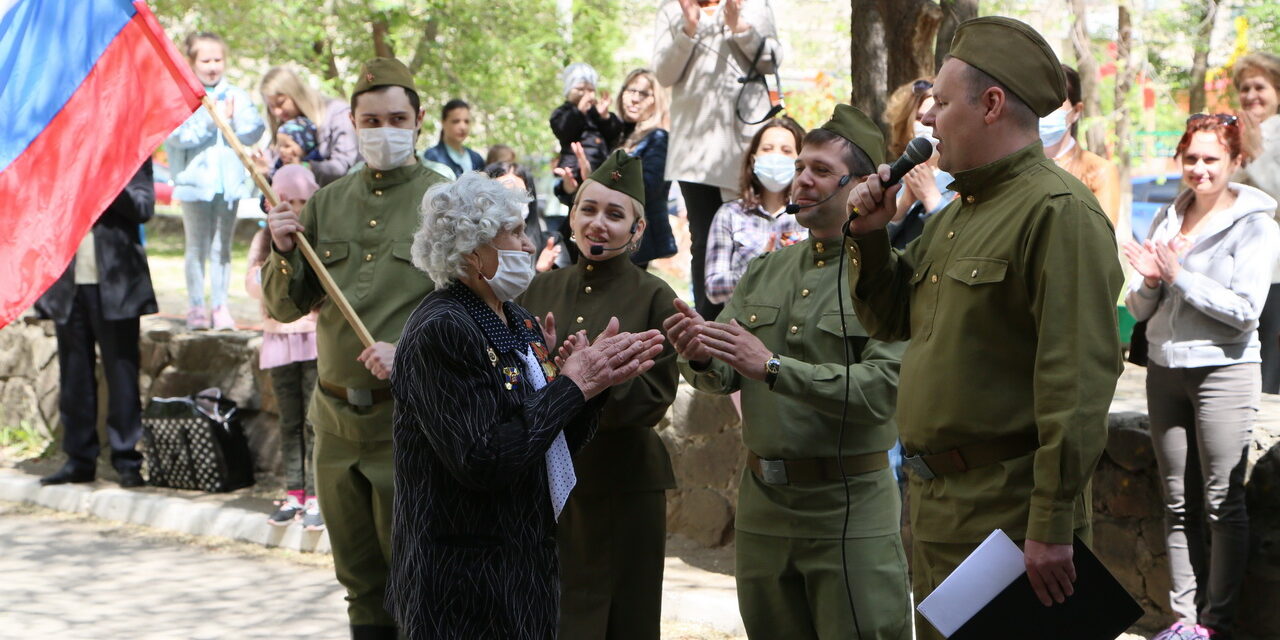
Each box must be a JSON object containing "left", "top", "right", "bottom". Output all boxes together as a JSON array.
[
  {"left": 901, "top": 432, "right": 1040, "bottom": 480},
  {"left": 319, "top": 380, "right": 393, "bottom": 407},
  {"left": 748, "top": 451, "right": 889, "bottom": 485}
]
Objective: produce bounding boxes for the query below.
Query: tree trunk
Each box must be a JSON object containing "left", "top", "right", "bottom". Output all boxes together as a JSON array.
[
  {"left": 934, "top": 0, "right": 978, "bottom": 71},
  {"left": 1068, "top": 0, "right": 1106, "bottom": 154},
  {"left": 1114, "top": 2, "right": 1134, "bottom": 178},
  {"left": 409, "top": 18, "right": 440, "bottom": 74},
  {"left": 850, "top": 0, "right": 888, "bottom": 129},
  {"left": 878, "top": 0, "right": 943, "bottom": 92},
  {"left": 371, "top": 14, "right": 395, "bottom": 59},
  {"left": 313, "top": 39, "right": 340, "bottom": 82},
  {"left": 1188, "top": 0, "right": 1219, "bottom": 115}
]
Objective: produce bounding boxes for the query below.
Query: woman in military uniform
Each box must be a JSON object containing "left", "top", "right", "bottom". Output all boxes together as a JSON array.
[{"left": 518, "top": 150, "right": 680, "bottom": 640}]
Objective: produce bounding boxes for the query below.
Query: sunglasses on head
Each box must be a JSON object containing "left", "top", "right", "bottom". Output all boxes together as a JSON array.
[
  {"left": 912, "top": 80, "right": 934, "bottom": 95},
  {"left": 1187, "top": 113, "right": 1238, "bottom": 126}
]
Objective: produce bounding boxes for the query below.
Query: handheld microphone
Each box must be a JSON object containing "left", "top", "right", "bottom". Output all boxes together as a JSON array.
[
  {"left": 785, "top": 175, "right": 851, "bottom": 214},
  {"left": 588, "top": 220, "right": 639, "bottom": 256},
  {"left": 881, "top": 136, "right": 935, "bottom": 189}
]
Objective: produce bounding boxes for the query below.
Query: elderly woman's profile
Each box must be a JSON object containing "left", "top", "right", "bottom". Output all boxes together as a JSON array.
[{"left": 385, "top": 171, "right": 664, "bottom": 639}]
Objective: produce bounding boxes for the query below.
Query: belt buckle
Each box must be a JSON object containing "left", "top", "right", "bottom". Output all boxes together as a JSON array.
[
  {"left": 902, "top": 455, "right": 936, "bottom": 480},
  {"left": 759, "top": 459, "right": 789, "bottom": 485},
  {"left": 346, "top": 388, "right": 373, "bottom": 407}
]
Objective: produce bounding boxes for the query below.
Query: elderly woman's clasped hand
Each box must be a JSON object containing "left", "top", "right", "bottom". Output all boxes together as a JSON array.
[{"left": 557, "top": 316, "right": 665, "bottom": 400}]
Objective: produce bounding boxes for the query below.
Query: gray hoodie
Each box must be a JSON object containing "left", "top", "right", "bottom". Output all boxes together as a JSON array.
[{"left": 1126, "top": 182, "right": 1280, "bottom": 368}]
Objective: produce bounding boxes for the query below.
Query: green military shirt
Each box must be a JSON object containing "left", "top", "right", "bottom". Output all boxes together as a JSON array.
[
  {"left": 679, "top": 236, "right": 905, "bottom": 539},
  {"left": 517, "top": 254, "right": 678, "bottom": 494},
  {"left": 845, "top": 142, "right": 1123, "bottom": 545},
  {"left": 261, "top": 161, "right": 447, "bottom": 442}
]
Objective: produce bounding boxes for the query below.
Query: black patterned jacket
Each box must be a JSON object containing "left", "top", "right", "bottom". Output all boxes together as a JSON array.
[{"left": 387, "top": 283, "right": 602, "bottom": 640}]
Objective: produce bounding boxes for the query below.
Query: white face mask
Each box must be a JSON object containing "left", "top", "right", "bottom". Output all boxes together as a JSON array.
[
  {"left": 753, "top": 153, "right": 796, "bottom": 193},
  {"left": 483, "top": 249, "right": 534, "bottom": 301},
  {"left": 912, "top": 121, "right": 938, "bottom": 146},
  {"left": 358, "top": 127, "right": 416, "bottom": 170},
  {"left": 1038, "top": 108, "right": 1070, "bottom": 149}
]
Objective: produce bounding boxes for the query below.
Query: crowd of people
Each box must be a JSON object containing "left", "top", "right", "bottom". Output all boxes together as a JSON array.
[{"left": 28, "top": 2, "right": 1280, "bottom": 640}]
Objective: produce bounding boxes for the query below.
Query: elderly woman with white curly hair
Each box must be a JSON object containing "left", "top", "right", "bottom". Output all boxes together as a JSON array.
[{"left": 386, "top": 172, "right": 664, "bottom": 640}]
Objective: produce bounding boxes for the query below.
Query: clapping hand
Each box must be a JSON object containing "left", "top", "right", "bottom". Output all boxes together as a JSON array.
[
  {"left": 559, "top": 317, "right": 665, "bottom": 400},
  {"left": 661, "top": 298, "right": 713, "bottom": 365},
  {"left": 1123, "top": 239, "right": 1182, "bottom": 287},
  {"left": 677, "top": 0, "right": 700, "bottom": 36},
  {"left": 535, "top": 237, "right": 562, "bottom": 273},
  {"left": 553, "top": 142, "right": 592, "bottom": 196},
  {"left": 697, "top": 319, "right": 772, "bottom": 381},
  {"left": 723, "top": 0, "right": 747, "bottom": 34}
]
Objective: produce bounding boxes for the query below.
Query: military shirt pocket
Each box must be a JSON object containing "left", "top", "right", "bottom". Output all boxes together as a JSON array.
[
  {"left": 740, "top": 303, "right": 780, "bottom": 330},
  {"left": 392, "top": 240, "right": 414, "bottom": 263},
  {"left": 317, "top": 242, "right": 349, "bottom": 266},
  {"left": 909, "top": 261, "right": 932, "bottom": 287},
  {"left": 816, "top": 312, "right": 869, "bottom": 365},
  {"left": 946, "top": 257, "right": 1008, "bottom": 286}
]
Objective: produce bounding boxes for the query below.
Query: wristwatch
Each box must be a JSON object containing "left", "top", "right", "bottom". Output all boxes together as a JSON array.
[{"left": 764, "top": 354, "right": 782, "bottom": 388}]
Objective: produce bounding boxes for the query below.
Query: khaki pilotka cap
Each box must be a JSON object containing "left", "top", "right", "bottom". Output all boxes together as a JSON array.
[
  {"left": 352, "top": 57, "right": 418, "bottom": 98},
  {"left": 818, "top": 104, "right": 887, "bottom": 167},
  {"left": 586, "top": 149, "right": 646, "bottom": 206},
  {"left": 947, "top": 16, "right": 1066, "bottom": 118}
]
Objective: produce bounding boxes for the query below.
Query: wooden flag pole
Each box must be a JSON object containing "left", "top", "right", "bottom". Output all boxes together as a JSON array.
[{"left": 199, "top": 95, "right": 374, "bottom": 348}]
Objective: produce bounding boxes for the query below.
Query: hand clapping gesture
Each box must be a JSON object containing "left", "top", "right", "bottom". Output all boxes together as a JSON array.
[
  {"left": 554, "top": 141, "right": 592, "bottom": 196},
  {"left": 1123, "top": 238, "right": 1183, "bottom": 288},
  {"left": 558, "top": 317, "right": 665, "bottom": 400}
]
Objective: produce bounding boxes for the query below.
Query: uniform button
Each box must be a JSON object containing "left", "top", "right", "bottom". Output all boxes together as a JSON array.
[
  {"left": 931, "top": 274, "right": 939, "bottom": 283},
  {"left": 323, "top": 250, "right": 331, "bottom": 258},
  {"left": 576, "top": 316, "right": 585, "bottom": 324},
  {"left": 369, "top": 220, "right": 378, "bottom": 228},
  {"left": 801, "top": 289, "right": 810, "bottom": 297},
  {"left": 947, "top": 231, "right": 955, "bottom": 239},
  {"left": 816, "top": 260, "right": 826, "bottom": 268},
  {"left": 374, "top": 172, "right": 383, "bottom": 179},
  {"left": 965, "top": 195, "right": 975, "bottom": 204},
  {"left": 851, "top": 258, "right": 859, "bottom": 266},
  {"left": 971, "top": 269, "right": 979, "bottom": 278},
  {"left": 815, "top": 242, "right": 825, "bottom": 252},
  {"left": 790, "top": 325, "right": 799, "bottom": 334},
  {"left": 584, "top": 286, "right": 592, "bottom": 294},
  {"left": 585, "top": 264, "right": 594, "bottom": 271},
  {"left": 374, "top": 189, "right": 384, "bottom": 197},
  {"left": 365, "top": 253, "right": 374, "bottom": 262},
  {"left": 749, "top": 314, "right": 758, "bottom": 322},
  {"left": 279, "top": 259, "right": 288, "bottom": 266},
  {"left": 280, "top": 267, "right": 289, "bottom": 275}
]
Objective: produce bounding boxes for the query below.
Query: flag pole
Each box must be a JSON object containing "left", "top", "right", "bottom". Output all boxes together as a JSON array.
[{"left": 200, "top": 95, "right": 375, "bottom": 348}]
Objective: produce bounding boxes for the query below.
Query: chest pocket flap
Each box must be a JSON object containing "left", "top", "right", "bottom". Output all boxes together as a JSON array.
[
  {"left": 392, "top": 240, "right": 413, "bottom": 262},
  {"left": 946, "top": 257, "right": 1008, "bottom": 286},
  {"left": 317, "top": 242, "right": 349, "bottom": 265},
  {"left": 740, "top": 304, "right": 779, "bottom": 329},
  {"left": 909, "top": 261, "right": 932, "bottom": 286}
]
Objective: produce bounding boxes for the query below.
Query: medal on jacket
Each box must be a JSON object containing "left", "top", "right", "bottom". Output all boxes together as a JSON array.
[
  {"left": 486, "top": 347, "right": 498, "bottom": 366},
  {"left": 530, "top": 341, "right": 558, "bottom": 381},
  {"left": 501, "top": 366, "right": 522, "bottom": 390}
]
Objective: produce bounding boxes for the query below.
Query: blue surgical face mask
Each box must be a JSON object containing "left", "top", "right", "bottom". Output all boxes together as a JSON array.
[
  {"left": 1039, "top": 108, "right": 1070, "bottom": 148},
  {"left": 753, "top": 153, "right": 796, "bottom": 193}
]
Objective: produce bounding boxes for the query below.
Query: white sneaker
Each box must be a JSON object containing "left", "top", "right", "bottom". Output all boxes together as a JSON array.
[{"left": 301, "top": 497, "right": 325, "bottom": 531}]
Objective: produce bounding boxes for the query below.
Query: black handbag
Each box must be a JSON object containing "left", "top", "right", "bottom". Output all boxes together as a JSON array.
[
  {"left": 1127, "top": 320, "right": 1149, "bottom": 367},
  {"left": 142, "top": 388, "right": 255, "bottom": 492}
]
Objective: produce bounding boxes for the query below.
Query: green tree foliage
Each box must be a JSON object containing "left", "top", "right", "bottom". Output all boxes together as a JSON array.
[{"left": 152, "top": 0, "right": 628, "bottom": 159}]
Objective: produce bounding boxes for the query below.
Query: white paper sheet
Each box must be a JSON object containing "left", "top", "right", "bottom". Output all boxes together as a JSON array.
[{"left": 916, "top": 529, "right": 1027, "bottom": 638}]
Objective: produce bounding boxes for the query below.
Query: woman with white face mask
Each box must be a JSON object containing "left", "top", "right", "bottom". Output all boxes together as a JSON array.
[
  {"left": 1043, "top": 64, "right": 1121, "bottom": 227},
  {"left": 703, "top": 117, "right": 808, "bottom": 304},
  {"left": 392, "top": 170, "right": 664, "bottom": 640},
  {"left": 883, "top": 77, "right": 955, "bottom": 250}
]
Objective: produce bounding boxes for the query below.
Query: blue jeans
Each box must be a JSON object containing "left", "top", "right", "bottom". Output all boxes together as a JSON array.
[{"left": 181, "top": 195, "right": 237, "bottom": 308}]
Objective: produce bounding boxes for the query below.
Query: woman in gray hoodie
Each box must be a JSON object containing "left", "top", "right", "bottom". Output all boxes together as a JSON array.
[{"left": 1124, "top": 114, "right": 1279, "bottom": 640}]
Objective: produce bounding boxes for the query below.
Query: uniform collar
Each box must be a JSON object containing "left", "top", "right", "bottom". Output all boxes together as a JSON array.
[
  {"left": 808, "top": 234, "right": 840, "bottom": 267},
  {"left": 947, "top": 141, "right": 1046, "bottom": 204},
  {"left": 578, "top": 252, "right": 633, "bottom": 282},
  {"left": 362, "top": 161, "right": 422, "bottom": 191},
  {"left": 448, "top": 281, "right": 540, "bottom": 354}
]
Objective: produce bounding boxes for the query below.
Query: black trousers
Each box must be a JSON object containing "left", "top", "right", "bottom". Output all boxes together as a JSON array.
[
  {"left": 678, "top": 181, "right": 726, "bottom": 321},
  {"left": 1259, "top": 283, "right": 1280, "bottom": 394},
  {"left": 54, "top": 285, "right": 143, "bottom": 473}
]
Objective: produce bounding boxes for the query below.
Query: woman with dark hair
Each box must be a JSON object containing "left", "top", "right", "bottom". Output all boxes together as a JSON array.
[
  {"left": 704, "top": 116, "right": 806, "bottom": 305},
  {"left": 1044, "top": 64, "right": 1121, "bottom": 227},
  {"left": 1232, "top": 52, "right": 1280, "bottom": 394},
  {"left": 1124, "top": 114, "right": 1279, "bottom": 640},
  {"left": 422, "top": 98, "right": 485, "bottom": 176},
  {"left": 882, "top": 77, "right": 955, "bottom": 250}
]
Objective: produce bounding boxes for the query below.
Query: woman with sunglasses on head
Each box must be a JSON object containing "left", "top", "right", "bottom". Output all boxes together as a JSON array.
[
  {"left": 882, "top": 77, "right": 955, "bottom": 250},
  {"left": 1232, "top": 52, "right": 1280, "bottom": 394},
  {"left": 1123, "top": 113, "right": 1279, "bottom": 640}
]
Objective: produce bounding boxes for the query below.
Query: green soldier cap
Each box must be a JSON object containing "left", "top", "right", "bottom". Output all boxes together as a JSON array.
[
  {"left": 352, "top": 57, "right": 418, "bottom": 98},
  {"left": 586, "top": 149, "right": 645, "bottom": 206},
  {"left": 948, "top": 16, "right": 1066, "bottom": 118},
  {"left": 819, "top": 104, "right": 886, "bottom": 167}
]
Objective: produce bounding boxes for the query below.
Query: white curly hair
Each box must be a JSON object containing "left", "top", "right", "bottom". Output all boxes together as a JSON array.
[{"left": 412, "top": 172, "right": 530, "bottom": 289}]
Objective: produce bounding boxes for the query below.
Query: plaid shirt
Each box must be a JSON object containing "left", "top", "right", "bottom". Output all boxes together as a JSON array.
[{"left": 704, "top": 199, "right": 808, "bottom": 304}]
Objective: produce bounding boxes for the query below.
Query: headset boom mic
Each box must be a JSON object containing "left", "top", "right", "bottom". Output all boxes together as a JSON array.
[{"left": 882, "top": 136, "right": 934, "bottom": 189}]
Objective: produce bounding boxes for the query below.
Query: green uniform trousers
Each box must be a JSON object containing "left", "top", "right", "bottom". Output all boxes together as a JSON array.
[
  {"left": 314, "top": 429, "right": 395, "bottom": 627},
  {"left": 910, "top": 525, "right": 1093, "bottom": 640},
  {"left": 558, "top": 490, "right": 666, "bottom": 640},
  {"left": 736, "top": 530, "right": 912, "bottom": 640}
]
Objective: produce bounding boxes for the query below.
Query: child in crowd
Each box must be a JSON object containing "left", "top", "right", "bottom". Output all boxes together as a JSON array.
[
  {"left": 245, "top": 165, "right": 323, "bottom": 531},
  {"left": 268, "top": 116, "right": 324, "bottom": 178},
  {"left": 550, "top": 62, "right": 623, "bottom": 181}
]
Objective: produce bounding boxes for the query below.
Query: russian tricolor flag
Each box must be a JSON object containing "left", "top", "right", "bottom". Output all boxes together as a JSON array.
[{"left": 0, "top": 0, "right": 204, "bottom": 327}]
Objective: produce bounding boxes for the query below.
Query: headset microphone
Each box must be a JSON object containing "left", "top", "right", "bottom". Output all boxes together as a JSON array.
[
  {"left": 588, "top": 220, "right": 639, "bottom": 256},
  {"left": 784, "top": 175, "right": 851, "bottom": 214}
]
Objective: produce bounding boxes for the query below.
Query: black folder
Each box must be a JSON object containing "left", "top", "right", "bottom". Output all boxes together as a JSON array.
[{"left": 946, "top": 537, "right": 1144, "bottom": 640}]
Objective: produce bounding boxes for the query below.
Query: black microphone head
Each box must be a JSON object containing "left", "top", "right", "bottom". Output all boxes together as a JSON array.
[
  {"left": 904, "top": 136, "right": 934, "bottom": 164},
  {"left": 589, "top": 245, "right": 604, "bottom": 256},
  {"left": 784, "top": 203, "right": 800, "bottom": 214}
]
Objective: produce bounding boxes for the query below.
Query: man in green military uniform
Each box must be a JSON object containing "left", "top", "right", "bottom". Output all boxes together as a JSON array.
[
  {"left": 262, "top": 57, "right": 447, "bottom": 639},
  {"left": 844, "top": 17, "right": 1124, "bottom": 639},
  {"left": 665, "top": 106, "right": 910, "bottom": 640}
]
